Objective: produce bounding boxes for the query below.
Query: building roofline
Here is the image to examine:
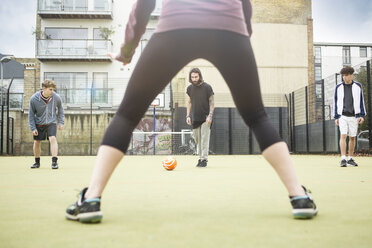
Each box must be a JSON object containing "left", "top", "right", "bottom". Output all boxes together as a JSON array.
[{"left": 314, "top": 42, "right": 372, "bottom": 47}]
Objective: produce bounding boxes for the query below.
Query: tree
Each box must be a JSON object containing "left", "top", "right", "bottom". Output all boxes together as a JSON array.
[
  {"left": 354, "top": 62, "right": 371, "bottom": 131},
  {"left": 98, "top": 26, "right": 115, "bottom": 40},
  {"left": 32, "top": 26, "right": 45, "bottom": 39}
]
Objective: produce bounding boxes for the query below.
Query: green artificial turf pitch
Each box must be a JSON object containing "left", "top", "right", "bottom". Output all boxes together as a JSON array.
[{"left": 0, "top": 155, "right": 371, "bottom": 248}]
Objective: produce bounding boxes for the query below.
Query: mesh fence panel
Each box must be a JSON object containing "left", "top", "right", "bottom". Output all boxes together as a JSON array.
[
  {"left": 5, "top": 58, "right": 371, "bottom": 156},
  {"left": 128, "top": 131, "right": 194, "bottom": 155}
]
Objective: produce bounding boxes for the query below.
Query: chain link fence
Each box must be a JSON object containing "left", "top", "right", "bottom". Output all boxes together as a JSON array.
[{"left": 1, "top": 60, "right": 371, "bottom": 155}]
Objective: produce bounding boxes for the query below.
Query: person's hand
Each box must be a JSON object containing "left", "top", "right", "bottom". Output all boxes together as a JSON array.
[
  {"left": 358, "top": 117, "right": 364, "bottom": 124},
  {"left": 335, "top": 119, "right": 339, "bottom": 126},
  {"left": 206, "top": 115, "right": 212, "bottom": 125},
  {"left": 107, "top": 47, "right": 134, "bottom": 66},
  {"left": 186, "top": 116, "right": 191, "bottom": 126},
  {"left": 107, "top": 53, "right": 130, "bottom": 66},
  {"left": 32, "top": 130, "right": 38, "bottom": 136},
  {"left": 58, "top": 124, "right": 64, "bottom": 130}
]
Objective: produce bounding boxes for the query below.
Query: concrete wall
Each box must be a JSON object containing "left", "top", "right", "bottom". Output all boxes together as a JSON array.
[{"left": 19, "top": 111, "right": 114, "bottom": 155}]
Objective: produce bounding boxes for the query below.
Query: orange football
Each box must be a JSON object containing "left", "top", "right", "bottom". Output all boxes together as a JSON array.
[{"left": 162, "top": 156, "right": 177, "bottom": 170}]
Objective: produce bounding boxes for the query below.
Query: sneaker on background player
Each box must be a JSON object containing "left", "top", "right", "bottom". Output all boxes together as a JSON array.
[
  {"left": 198, "top": 159, "right": 208, "bottom": 167},
  {"left": 340, "top": 159, "right": 347, "bottom": 167},
  {"left": 30, "top": 162, "right": 40, "bottom": 169},
  {"left": 347, "top": 158, "right": 358, "bottom": 166}
]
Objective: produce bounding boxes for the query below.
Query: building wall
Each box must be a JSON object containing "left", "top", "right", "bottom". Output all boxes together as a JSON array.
[
  {"left": 22, "top": 0, "right": 313, "bottom": 155},
  {"left": 37, "top": 0, "right": 312, "bottom": 109},
  {"left": 171, "top": 0, "right": 312, "bottom": 108},
  {"left": 317, "top": 45, "right": 372, "bottom": 79},
  {"left": 13, "top": 58, "right": 41, "bottom": 109},
  {"left": 251, "top": 0, "right": 311, "bottom": 25}
]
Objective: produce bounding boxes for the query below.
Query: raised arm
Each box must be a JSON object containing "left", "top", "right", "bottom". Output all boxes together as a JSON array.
[{"left": 115, "top": 0, "right": 156, "bottom": 64}]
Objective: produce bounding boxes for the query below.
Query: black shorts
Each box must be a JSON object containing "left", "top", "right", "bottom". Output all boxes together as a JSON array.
[{"left": 33, "top": 123, "right": 57, "bottom": 140}]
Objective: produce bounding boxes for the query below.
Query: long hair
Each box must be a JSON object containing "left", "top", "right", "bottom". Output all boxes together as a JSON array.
[{"left": 189, "top": 68, "right": 203, "bottom": 84}]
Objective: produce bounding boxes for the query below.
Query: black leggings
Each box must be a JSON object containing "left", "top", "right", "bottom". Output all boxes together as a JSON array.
[{"left": 102, "top": 29, "right": 282, "bottom": 153}]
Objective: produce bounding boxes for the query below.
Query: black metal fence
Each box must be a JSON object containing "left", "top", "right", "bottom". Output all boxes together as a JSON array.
[
  {"left": 287, "top": 59, "right": 371, "bottom": 154},
  {"left": 0, "top": 76, "right": 21, "bottom": 155},
  {"left": 1, "top": 59, "right": 371, "bottom": 155}
]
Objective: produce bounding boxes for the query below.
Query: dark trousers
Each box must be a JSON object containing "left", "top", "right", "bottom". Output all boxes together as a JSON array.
[{"left": 102, "top": 29, "right": 282, "bottom": 153}]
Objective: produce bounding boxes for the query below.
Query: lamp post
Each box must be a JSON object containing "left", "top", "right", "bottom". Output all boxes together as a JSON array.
[{"left": 0, "top": 56, "right": 12, "bottom": 154}]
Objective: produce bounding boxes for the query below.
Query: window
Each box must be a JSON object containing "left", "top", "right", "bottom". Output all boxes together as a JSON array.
[
  {"left": 342, "top": 46, "right": 351, "bottom": 65},
  {"left": 315, "top": 66, "right": 322, "bottom": 82},
  {"left": 315, "top": 83, "right": 322, "bottom": 99},
  {"left": 94, "top": 0, "right": 109, "bottom": 10},
  {"left": 93, "top": 72, "right": 109, "bottom": 103},
  {"left": 93, "top": 28, "right": 104, "bottom": 40},
  {"left": 45, "top": 72, "right": 88, "bottom": 104},
  {"left": 314, "top": 46, "right": 321, "bottom": 64},
  {"left": 63, "top": 0, "right": 87, "bottom": 11},
  {"left": 45, "top": 28, "right": 88, "bottom": 39},
  {"left": 92, "top": 29, "right": 109, "bottom": 55},
  {"left": 360, "top": 47, "right": 367, "bottom": 57}
]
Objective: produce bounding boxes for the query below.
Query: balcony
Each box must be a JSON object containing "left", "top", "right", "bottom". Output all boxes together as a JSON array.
[
  {"left": 56, "top": 88, "right": 113, "bottom": 108},
  {"left": 36, "top": 39, "right": 112, "bottom": 61},
  {"left": 38, "top": 0, "right": 113, "bottom": 19}
]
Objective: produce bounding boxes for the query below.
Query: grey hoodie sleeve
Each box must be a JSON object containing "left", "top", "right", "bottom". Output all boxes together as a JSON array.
[
  {"left": 56, "top": 95, "right": 64, "bottom": 125},
  {"left": 29, "top": 98, "right": 37, "bottom": 131}
]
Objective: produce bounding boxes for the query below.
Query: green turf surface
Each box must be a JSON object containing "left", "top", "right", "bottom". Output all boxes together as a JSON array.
[{"left": 0, "top": 155, "right": 371, "bottom": 248}]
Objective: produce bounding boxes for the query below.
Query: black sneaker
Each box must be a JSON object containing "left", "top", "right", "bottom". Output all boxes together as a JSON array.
[
  {"left": 52, "top": 161, "right": 59, "bottom": 169},
  {"left": 347, "top": 158, "right": 358, "bottom": 166},
  {"left": 31, "top": 163, "right": 40, "bottom": 169},
  {"left": 66, "top": 188, "right": 102, "bottom": 223},
  {"left": 290, "top": 186, "right": 318, "bottom": 219},
  {"left": 199, "top": 159, "right": 208, "bottom": 167},
  {"left": 340, "top": 159, "right": 347, "bottom": 167},
  {"left": 196, "top": 159, "right": 202, "bottom": 167}
]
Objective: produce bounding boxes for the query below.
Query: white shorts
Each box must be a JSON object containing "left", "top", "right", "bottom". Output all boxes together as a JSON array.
[{"left": 338, "top": 116, "right": 358, "bottom": 137}]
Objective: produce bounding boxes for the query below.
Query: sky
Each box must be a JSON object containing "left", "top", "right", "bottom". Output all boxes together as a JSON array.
[{"left": 1, "top": 0, "right": 372, "bottom": 58}]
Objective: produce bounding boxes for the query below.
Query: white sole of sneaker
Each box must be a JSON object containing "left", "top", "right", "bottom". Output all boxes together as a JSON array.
[
  {"left": 292, "top": 208, "right": 318, "bottom": 219},
  {"left": 65, "top": 211, "right": 103, "bottom": 223}
]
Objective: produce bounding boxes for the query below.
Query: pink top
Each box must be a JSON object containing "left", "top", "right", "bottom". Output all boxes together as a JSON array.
[{"left": 117, "top": 0, "right": 252, "bottom": 63}]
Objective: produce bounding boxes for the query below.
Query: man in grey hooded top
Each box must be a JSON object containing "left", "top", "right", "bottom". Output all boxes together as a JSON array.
[{"left": 29, "top": 80, "right": 64, "bottom": 169}]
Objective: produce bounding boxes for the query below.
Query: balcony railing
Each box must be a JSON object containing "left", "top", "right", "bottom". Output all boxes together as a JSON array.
[
  {"left": 56, "top": 88, "right": 113, "bottom": 106},
  {"left": 38, "top": 0, "right": 113, "bottom": 19},
  {"left": 37, "top": 39, "right": 112, "bottom": 61}
]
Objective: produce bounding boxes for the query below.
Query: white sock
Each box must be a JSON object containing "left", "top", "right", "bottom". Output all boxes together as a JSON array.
[
  {"left": 348, "top": 156, "right": 352, "bottom": 161},
  {"left": 341, "top": 155, "right": 346, "bottom": 161}
]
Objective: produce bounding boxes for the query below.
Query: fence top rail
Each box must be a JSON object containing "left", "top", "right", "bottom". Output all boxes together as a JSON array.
[{"left": 133, "top": 131, "right": 192, "bottom": 135}]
